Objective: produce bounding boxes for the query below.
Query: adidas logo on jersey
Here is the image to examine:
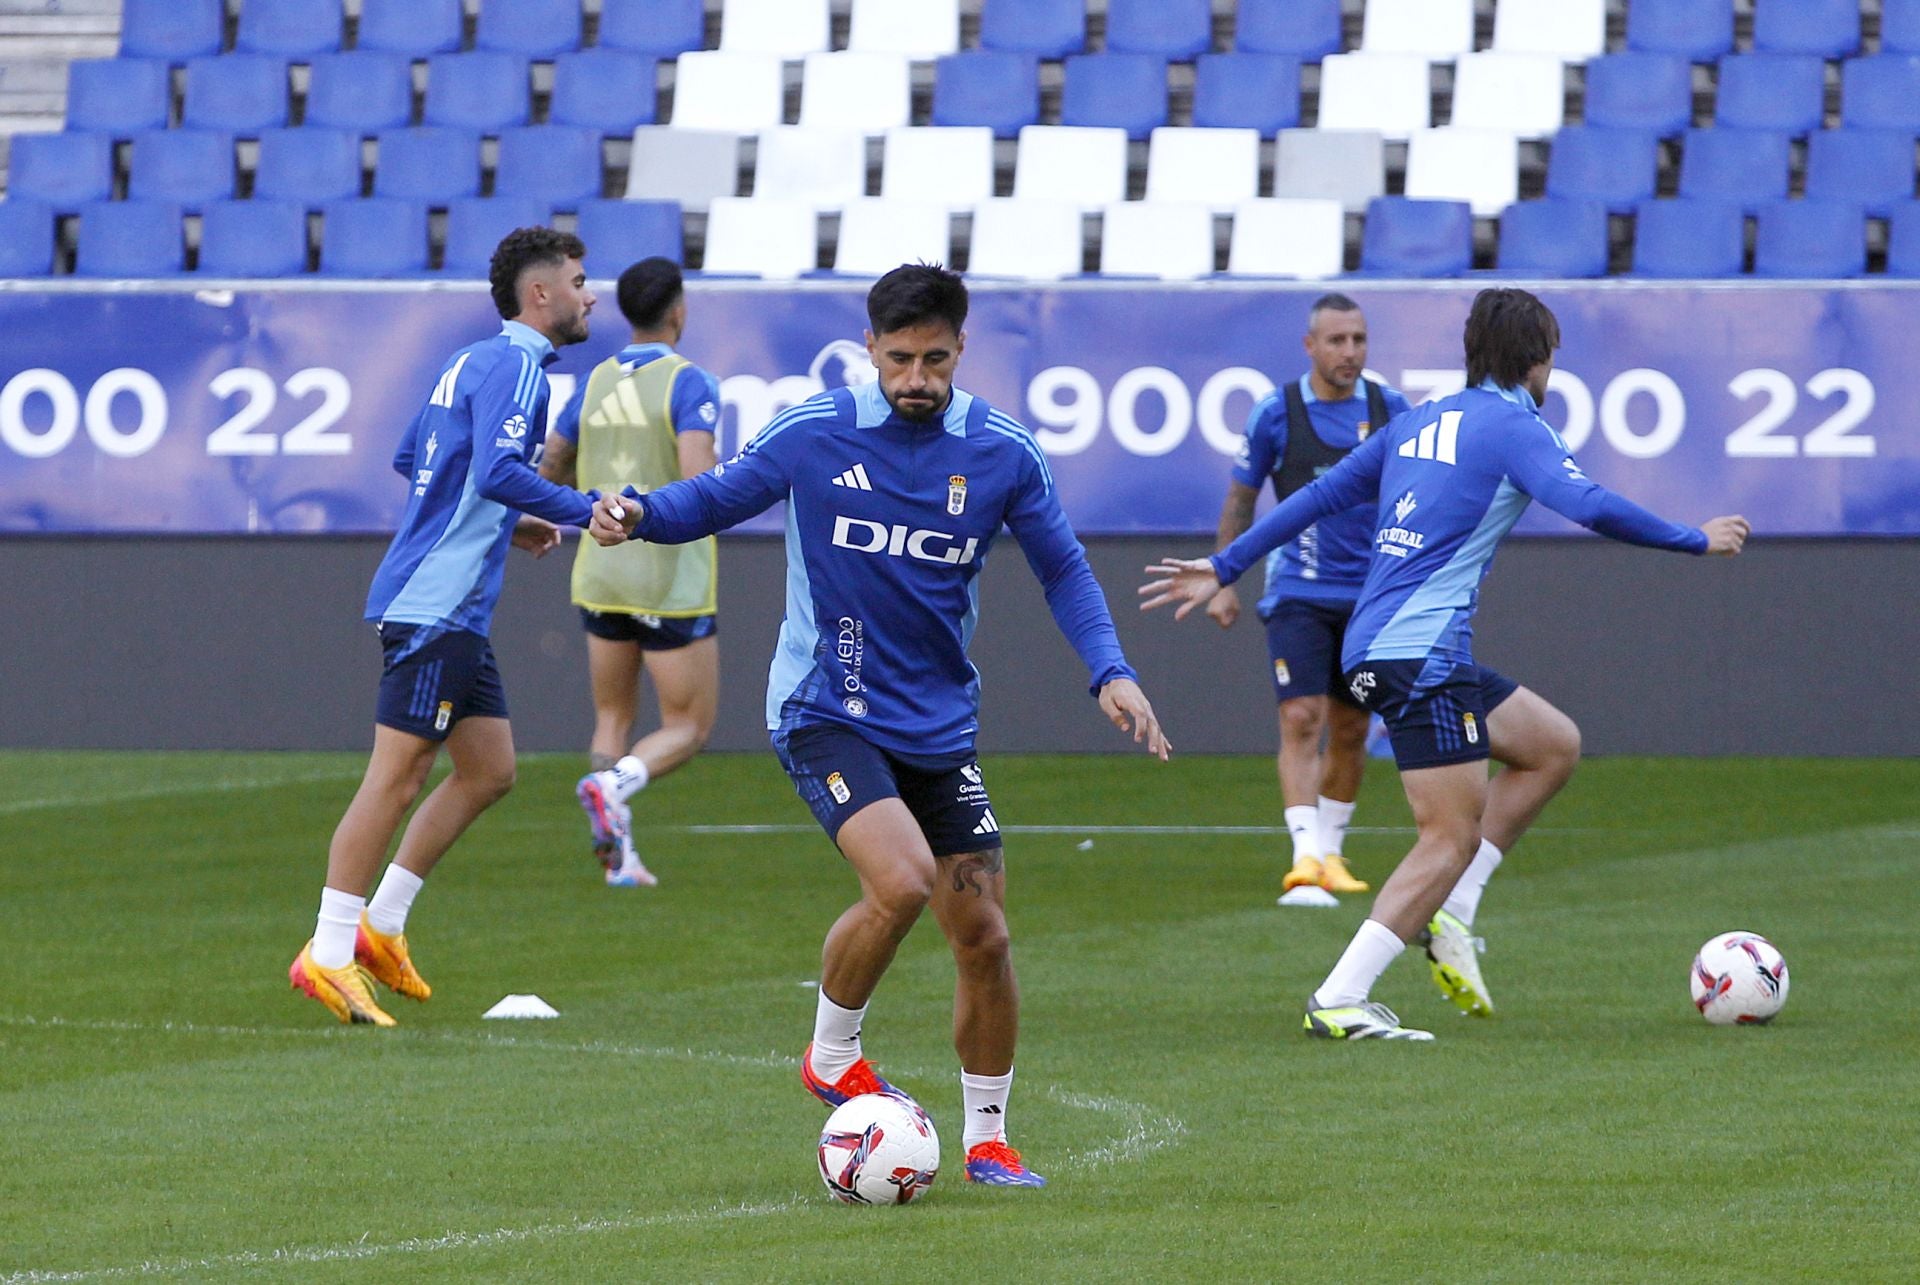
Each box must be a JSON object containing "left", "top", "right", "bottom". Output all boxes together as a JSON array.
[
  {"left": 1398, "top": 409, "right": 1463, "bottom": 464},
  {"left": 972, "top": 809, "right": 1000, "bottom": 836},
  {"left": 831, "top": 463, "right": 874, "bottom": 490}
]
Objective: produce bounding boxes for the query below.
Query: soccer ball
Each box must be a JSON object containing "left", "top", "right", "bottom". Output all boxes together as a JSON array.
[
  {"left": 1690, "top": 931, "right": 1790, "bottom": 1025},
  {"left": 817, "top": 1092, "right": 940, "bottom": 1206}
]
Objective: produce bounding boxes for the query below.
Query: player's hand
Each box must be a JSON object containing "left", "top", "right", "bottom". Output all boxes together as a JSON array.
[
  {"left": 511, "top": 515, "right": 562, "bottom": 558},
  {"left": 1204, "top": 584, "right": 1240, "bottom": 629},
  {"left": 1138, "top": 558, "right": 1223, "bottom": 621},
  {"left": 589, "top": 493, "right": 640, "bottom": 547},
  {"left": 1099, "top": 677, "right": 1171, "bottom": 761},
  {"left": 1701, "top": 515, "right": 1751, "bottom": 556}
]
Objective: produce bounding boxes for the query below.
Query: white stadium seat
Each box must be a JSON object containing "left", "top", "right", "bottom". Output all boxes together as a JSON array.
[
  {"left": 752, "top": 128, "right": 868, "bottom": 211},
  {"left": 1274, "top": 129, "right": 1386, "bottom": 213},
  {"left": 1100, "top": 202, "right": 1216, "bottom": 279},
  {"left": 1360, "top": 0, "right": 1474, "bottom": 59},
  {"left": 670, "top": 52, "right": 786, "bottom": 133},
  {"left": 1011, "top": 125, "right": 1129, "bottom": 211},
  {"left": 718, "top": 0, "right": 830, "bottom": 56},
  {"left": 1404, "top": 128, "right": 1519, "bottom": 217},
  {"left": 835, "top": 198, "right": 953, "bottom": 274},
  {"left": 1226, "top": 198, "right": 1346, "bottom": 278},
  {"left": 848, "top": 0, "right": 961, "bottom": 58},
  {"left": 1316, "top": 54, "right": 1431, "bottom": 141},
  {"left": 1144, "top": 127, "right": 1261, "bottom": 213},
  {"left": 967, "top": 199, "right": 1083, "bottom": 279},
  {"left": 881, "top": 126, "right": 995, "bottom": 211},
  {"left": 703, "top": 196, "right": 818, "bottom": 277},
  {"left": 1449, "top": 52, "right": 1566, "bottom": 140},
  {"left": 1493, "top": 0, "right": 1607, "bottom": 62},
  {"left": 799, "top": 52, "right": 912, "bottom": 133}
]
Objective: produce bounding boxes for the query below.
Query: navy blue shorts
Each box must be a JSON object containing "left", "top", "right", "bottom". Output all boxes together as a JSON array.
[
  {"left": 773, "top": 723, "right": 1001, "bottom": 858},
  {"left": 375, "top": 624, "right": 508, "bottom": 741},
  {"left": 1263, "top": 598, "right": 1364, "bottom": 706},
  {"left": 579, "top": 608, "right": 717, "bottom": 650},
  {"left": 1340, "top": 659, "right": 1519, "bottom": 771}
]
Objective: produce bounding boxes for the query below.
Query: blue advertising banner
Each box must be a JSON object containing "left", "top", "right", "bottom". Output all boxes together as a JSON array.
[{"left": 0, "top": 282, "right": 1912, "bottom": 535}]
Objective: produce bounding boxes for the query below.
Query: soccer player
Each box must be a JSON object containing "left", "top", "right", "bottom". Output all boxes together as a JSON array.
[
  {"left": 1142, "top": 288, "right": 1749, "bottom": 1040},
  {"left": 588, "top": 264, "right": 1169, "bottom": 1185},
  {"left": 539, "top": 258, "right": 721, "bottom": 888},
  {"left": 288, "top": 228, "right": 600, "bottom": 1026},
  {"left": 1207, "top": 294, "right": 1412, "bottom": 899}
]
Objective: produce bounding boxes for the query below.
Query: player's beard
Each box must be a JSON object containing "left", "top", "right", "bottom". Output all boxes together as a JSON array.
[
  {"left": 886, "top": 388, "right": 944, "bottom": 422},
  {"left": 556, "top": 308, "right": 591, "bottom": 346}
]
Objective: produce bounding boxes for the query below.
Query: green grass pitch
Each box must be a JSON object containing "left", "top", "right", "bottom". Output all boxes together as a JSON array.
[{"left": 3, "top": 751, "right": 1917, "bottom": 1282}]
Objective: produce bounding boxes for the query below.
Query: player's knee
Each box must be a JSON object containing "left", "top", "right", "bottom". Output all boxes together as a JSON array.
[
  {"left": 1278, "top": 700, "right": 1324, "bottom": 742},
  {"left": 868, "top": 871, "right": 933, "bottom": 926},
  {"left": 468, "top": 762, "right": 516, "bottom": 804},
  {"left": 1548, "top": 717, "right": 1583, "bottom": 780},
  {"left": 952, "top": 921, "right": 1012, "bottom": 977}
]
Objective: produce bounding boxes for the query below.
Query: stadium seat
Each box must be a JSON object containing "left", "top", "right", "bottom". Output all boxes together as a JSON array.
[
  {"left": 182, "top": 55, "right": 289, "bottom": 134},
  {"left": 930, "top": 53, "right": 1040, "bottom": 139},
  {"left": 1715, "top": 55, "right": 1825, "bottom": 136},
  {"left": 670, "top": 53, "right": 786, "bottom": 134},
  {"left": 799, "top": 53, "right": 912, "bottom": 134},
  {"left": 357, "top": 0, "right": 463, "bottom": 57},
  {"left": 1449, "top": 53, "right": 1565, "bottom": 140},
  {"left": 0, "top": 200, "right": 56, "bottom": 276},
  {"left": 1840, "top": 56, "right": 1920, "bottom": 133},
  {"left": 254, "top": 127, "right": 363, "bottom": 204},
  {"left": 372, "top": 127, "right": 482, "bottom": 202},
  {"left": 550, "top": 51, "right": 657, "bottom": 135},
  {"left": 625, "top": 127, "right": 740, "bottom": 209},
  {"left": 120, "top": 0, "right": 221, "bottom": 61},
  {"left": 1885, "top": 200, "right": 1920, "bottom": 275},
  {"left": 1752, "top": 0, "right": 1859, "bottom": 58},
  {"left": 495, "top": 125, "right": 604, "bottom": 210},
  {"left": 833, "top": 198, "right": 952, "bottom": 274},
  {"left": 442, "top": 197, "right": 555, "bottom": 275},
  {"left": 1191, "top": 53, "right": 1300, "bottom": 135},
  {"left": 574, "top": 198, "right": 684, "bottom": 267},
  {"left": 475, "top": 0, "right": 582, "bottom": 58},
  {"left": 235, "top": 0, "right": 343, "bottom": 58},
  {"left": 1582, "top": 54, "right": 1692, "bottom": 138},
  {"left": 1545, "top": 126, "right": 1658, "bottom": 214},
  {"left": 6, "top": 132, "right": 113, "bottom": 210},
  {"left": 880, "top": 127, "right": 993, "bottom": 211},
  {"left": 1316, "top": 54, "right": 1430, "bottom": 141},
  {"left": 66, "top": 58, "right": 171, "bottom": 134},
  {"left": 75, "top": 201, "right": 184, "bottom": 276},
  {"left": 1631, "top": 199, "right": 1744, "bottom": 277},
  {"left": 598, "top": 0, "right": 705, "bottom": 57},
  {"left": 719, "top": 0, "right": 830, "bottom": 56},
  {"left": 1625, "top": 0, "right": 1733, "bottom": 61},
  {"left": 1234, "top": 0, "right": 1340, "bottom": 59},
  {"left": 1099, "top": 202, "right": 1214, "bottom": 279},
  {"left": 1359, "top": 197, "right": 1472, "bottom": 276},
  {"left": 198, "top": 199, "right": 309, "bottom": 276},
  {"left": 1059, "top": 55, "right": 1170, "bottom": 141},
  {"left": 1751, "top": 200, "right": 1864, "bottom": 279},
  {"left": 1804, "top": 129, "right": 1916, "bottom": 218},
  {"left": 1678, "top": 129, "right": 1791, "bottom": 214},
  {"left": 966, "top": 199, "right": 1083, "bottom": 278},
  {"left": 1273, "top": 128, "right": 1385, "bottom": 214},
  {"left": 1225, "top": 198, "right": 1344, "bottom": 277},
  {"left": 1011, "top": 126, "right": 1129, "bottom": 211},
  {"left": 425, "top": 54, "right": 531, "bottom": 133},
  {"left": 1360, "top": 0, "right": 1473, "bottom": 60},
  {"left": 1145, "top": 127, "right": 1259, "bottom": 213},
  {"left": 128, "top": 130, "right": 235, "bottom": 209},
  {"left": 304, "top": 52, "right": 414, "bottom": 133},
  {"left": 848, "top": 0, "right": 960, "bottom": 58},
  {"left": 752, "top": 128, "right": 867, "bottom": 211},
  {"left": 978, "top": 0, "right": 1084, "bottom": 59},
  {"left": 1495, "top": 197, "right": 1609, "bottom": 277},
  {"left": 701, "top": 197, "right": 817, "bottom": 277},
  {"left": 319, "top": 198, "right": 427, "bottom": 275},
  {"left": 1491, "top": 0, "right": 1606, "bottom": 61},
  {"left": 1404, "top": 129, "right": 1519, "bottom": 217},
  {"left": 1884, "top": 0, "right": 1920, "bottom": 56},
  {"left": 1105, "top": 0, "right": 1212, "bottom": 59}
]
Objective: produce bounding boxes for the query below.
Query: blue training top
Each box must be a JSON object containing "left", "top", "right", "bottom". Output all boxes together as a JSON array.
[{"left": 549, "top": 342, "right": 723, "bottom": 444}]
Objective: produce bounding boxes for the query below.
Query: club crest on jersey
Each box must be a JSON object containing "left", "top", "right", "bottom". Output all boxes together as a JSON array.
[
  {"left": 1357, "top": 423, "right": 1371, "bottom": 440},
  {"left": 826, "top": 771, "right": 852, "bottom": 804},
  {"left": 434, "top": 700, "right": 453, "bottom": 732},
  {"left": 947, "top": 475, "right": 967, "bottom": 516},
  {"left": 1274, "top": 659, "right": 1292, "bottom": 686},
  {"left": 1464, "top": 712, "right": 1479, "bottom": 744},
  {"left": 842, "top": 696, "right": 869, "bottom": 719}
]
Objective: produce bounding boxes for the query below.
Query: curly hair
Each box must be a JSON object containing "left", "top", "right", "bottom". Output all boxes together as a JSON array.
[
  {"left": 1463, "top": 288, "right": 1560, "bottom": 389},
  {"left": 488, "top": 226, "right": 586, "bottom": 320}
]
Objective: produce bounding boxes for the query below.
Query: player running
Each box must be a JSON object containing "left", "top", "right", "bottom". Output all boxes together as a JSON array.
[
  {"left": 589, "top": 264, "right": 1169, "bottom": 1184},
  {"left": 1141, "top": 288, "right": 1748, "bottom": 1040},
  {"left": 289, "top": 228, "right": 599, "bottom": 1026}
]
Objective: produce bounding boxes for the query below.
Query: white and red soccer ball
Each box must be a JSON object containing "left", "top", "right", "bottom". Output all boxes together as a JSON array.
[
  {"left": 1690, "top": 931, "right": 1790, "bottom": 1025},
  {"left": 817, "top": 1092, "right": 940, "bottom": 1206}
]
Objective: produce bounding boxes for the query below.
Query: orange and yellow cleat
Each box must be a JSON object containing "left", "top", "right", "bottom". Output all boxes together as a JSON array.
[
  {"left": 289, "top": 942, "right": 395, "bottom": 1026},
  {"left": 355, "top": 913, "right": 432, "bottom": 1001},
  {"left": 1319, "top": 855, "right": 1371, "bottom": 894}
]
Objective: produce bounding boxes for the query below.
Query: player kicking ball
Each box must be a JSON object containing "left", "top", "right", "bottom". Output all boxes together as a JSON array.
[
  {"left": 589, "top": 264, "right": 1170, "bottom": 1183},
  {"left": 1142, "top": 288, "right": 1748, "bottom": 1040}
]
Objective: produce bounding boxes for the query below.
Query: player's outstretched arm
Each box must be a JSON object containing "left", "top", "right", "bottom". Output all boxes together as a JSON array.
[
  {"left": 1700, "top": 515, "right": 1751, "bottom": 555},
  {"left": 1098, "top": 677, "right": 1171, "bottom": 761},
  {"left": 1138, "top": 559, "right": 1223, "bottom": 621},
  {"left": 511, "top": 514, "right": 562, "bottom": 557}
]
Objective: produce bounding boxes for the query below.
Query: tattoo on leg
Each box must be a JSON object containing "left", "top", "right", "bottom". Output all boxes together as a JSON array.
[
  {"left": 590, "top": 752, "right": 616, "bottom": 772},
  {"left": 937, "top": 846, "right": 1005, "bottom": 895}
]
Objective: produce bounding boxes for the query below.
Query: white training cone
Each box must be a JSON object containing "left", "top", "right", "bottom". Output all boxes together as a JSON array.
[
  {"left": 1276, "top": 886, "right": 1341, "bottom": 909},
  {"left": 483, "top": 994, "right": 560, "bottom": 1019}
]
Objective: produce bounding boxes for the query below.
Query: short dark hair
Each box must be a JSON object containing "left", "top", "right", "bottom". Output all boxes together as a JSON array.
[
  {"left": 488, "top": 226, "right": 586, "bottom": 320},
  {"left": 616, "top": 257, "right": 684, "bottom": 330},
  {"left": 866, "top": 262, "right": 968, "bottom": 337},
  {"left": 1463, "top": 288, "right": 1560, "bottom": 389},
  {"left": 1308, "top": 292, "right": 1361, "bottom": 321}
]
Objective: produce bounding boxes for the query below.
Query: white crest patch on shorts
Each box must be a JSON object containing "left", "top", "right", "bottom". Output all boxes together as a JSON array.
[{"left": 826, "top": 771, "right": 851, "bottom": 805}]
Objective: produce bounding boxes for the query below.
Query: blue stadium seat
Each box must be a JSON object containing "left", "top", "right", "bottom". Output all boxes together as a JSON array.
[
  {"left": 599, "top": 0, "right": 705, "bottom": 56},
  {"left": 235, "top": 0, "right": 343, "bottom": 57},
  {"left": 373, "top": 127, "right": 481, "bottom": 202},
  {"left": 1714, "top": 55, "right": 1825, "bottom": 136},
  {"left": 931, "top": 53, "right": 1040, "bottom": 138},
  {"left": 1840, "top": 56, "right": 1920, "bottom": 133},
  {"left": 1752, "top": 200, "right": 1863, "bottom": 279},
  {"left": 357, "top": 0, "right": 463, "bottom": 57},
  {"left": 1885, "top": 200, "right": 1920, "bottom": 275},
  {"left": 1496, "top": 198, "right": 1609, "bottom": 278},
  {"left": 1583, "top": 53, "right": 1692, "bottom": 137},
  {"left": 120, "top": 0, "right": 222, "bottom": 61},
  {"left": 1625, "top": 0, "right": 1731, "bottom": 60},
  {"left": 1884, "top": 0, "right": 1920, "bottom": 55},
  {"left": 1359, "top": 197, "right": 1472, "bottom": 276},
  {"left": 441, "top": 196, "right": 553, "bottom": 275},
  {"left": 0, "top": 200, "right": 57, "bottom": 276},
  {"left": 550, "top": 50, "right": 657, "bottom": 135},
  {"left": 978, "top": 0, "right": 1084, "bottom": 59},
  {"left": 1235, "top": 0, "right": 1341, "bottom": 59},
  {"left": 424, "top": 53, "right": 531, "bottom": 132},
  {"left": 1545, "top": 126, "right": 1658, "bottom": 214},
  {"left": 1106, "top": 0, "right": 1212, "bottom": 59},
  {"left": 198, "top": 199, "right": 310, "bottom": 275},
  {"left": 7, "top": 132, "right": 114, "bottom": 210},
  {"left": 494, "top": 125, "right": 603, "bottom": 209},
  {"left": 575, "top": 198, "right": 684, "bottom": 267},
  {"left": 1804, "top": 129, "right": 1916, "bottom": 218},
  {"left": 182, "top": 55, "right": 289, "bottom": 134},
  {"left": 75, "top": 200, "right": 184, "bottom": 276},
  {"left": 1677, "top": 129, "right": 1790, "bottom": 213},
  {"left": 304, "top": 52, "right": 414, "bottom": 132},
  {"left": 128, "top": 130, "right": 235, "bottom": 209},
  {"left": 320, "top": 198, "right": 428, "bottom": 275},
  {"left": 476, "top": 0, "right": 582, "bottom": 57},
  {"left": 1060, "top": 55, "right": 1169, "bottom": 140},
  {"left": 67, "top": 58, "right": 171, "bottom": 134},
  {"left": 1192, "top": 53, "right": 1300, "bottom": 134},
  {"left": 1752, "top": 0, "right": 1859, "bottom": 58},
  {"left": 254, "top": 127, "right": 363, "bottom": 204},
  {"left": 1632, "top": 199, "right": 1743, "bottom": 277}
]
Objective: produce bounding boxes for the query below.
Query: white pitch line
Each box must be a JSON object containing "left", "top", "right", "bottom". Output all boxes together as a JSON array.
[
  {"left": 0, "top": 770, "right": 364, "bottom": 818},
  {"left": 665, "top": 823, "right": 1608, "bottom": 836}
]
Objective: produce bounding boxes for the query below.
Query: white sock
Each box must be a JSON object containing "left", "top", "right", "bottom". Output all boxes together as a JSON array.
[
  {"left": 1441, "top": 839, "right": 1504, "bottom": 928},
  {"left": 1317, "top": 795, "right": 1357, "bottom": 859},
  {"left": 604, "top": 754, "right": 650, "bottom": 804},
  {"left": 808, "top": 989, "right": 868, "bottom": 1085},
  {"left": 312, "top": 887, "right": 364, "bottom": 969},
  {"left": 1284, "top": 805, "right": 1319, "bottom": 862},
  {"left": 1311, "top": 918, "right": 1406, "bottom": 1009},
  {"left": 961, "top": 1068, "right": 1014, "bottom": 1149},
  {"left": 365, "top": 863, "right": 424, "bottom": 937}
]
